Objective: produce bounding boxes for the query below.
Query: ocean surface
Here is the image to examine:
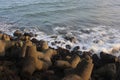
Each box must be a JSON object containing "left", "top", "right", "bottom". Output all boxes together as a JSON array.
[{"left": 0, "top": 0, "right": 120, "bottom": 56}]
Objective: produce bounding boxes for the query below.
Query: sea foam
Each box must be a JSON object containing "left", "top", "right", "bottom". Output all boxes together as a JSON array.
[{"left": 0, "top": 22, "right": 120, "bottom": 56}]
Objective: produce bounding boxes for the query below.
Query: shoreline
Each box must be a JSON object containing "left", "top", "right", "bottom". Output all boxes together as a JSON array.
[
  {"left": 0, "top": 21, "right": 120, "bottom": 56},
  {"left": 0, "top": 30, "right": 120, "bottom": 80}
]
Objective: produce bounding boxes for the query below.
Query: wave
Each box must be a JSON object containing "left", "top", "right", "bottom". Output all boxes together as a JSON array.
[
  {"left": 22, "top": 6, "right": 96, "bottom": 18},
  {"left": 0, "top": 1, "right": 69, "bottom": 10},
  {"left": 0, "top": 21, "right": 120, "bottom": 56},
  {"left": 23, "top": 7, "right": 80, "bottom": 17}
]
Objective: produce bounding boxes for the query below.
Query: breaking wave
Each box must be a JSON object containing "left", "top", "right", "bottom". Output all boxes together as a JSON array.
[{"left": 0, "top": 22, "right": 120, "bottom": 57}]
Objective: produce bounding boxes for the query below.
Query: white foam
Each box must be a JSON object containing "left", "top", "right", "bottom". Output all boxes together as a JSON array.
[
  {"left": 0, "top": 22, "right": 120, "bottom": 56},
  {"left": 0, "top": 22, "right": 15, "bottom": 35}
]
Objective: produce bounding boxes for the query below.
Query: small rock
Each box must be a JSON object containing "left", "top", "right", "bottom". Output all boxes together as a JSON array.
[
  {"left": 72, "top": 46, "right": 80, "bottom": 52},
  {"left": 66, "top": 45, "right": 71, "bottom": 50},
  {"left": 50, "top": 42, "right": 55, "bottom": 46},
  {"left": 13, "top": 30, "right": 23, "bottom": 37},
  {"left": 82, "top": 46, "right": 87, "bottom": 50},
  {"left": 50, "top": 35, "right": 57, "bottom": 38},
  {"left": 65, "top": 36, "right": 77, "bottom": 43},
  {"left": 55, "top": 41, "right": 61, "bottom": 44},
  {"left": 24, "top": 32, "right": 35, "bottom": 37},
  {"left": 31, "top": 38, "right": 39, "bottom": 42}
]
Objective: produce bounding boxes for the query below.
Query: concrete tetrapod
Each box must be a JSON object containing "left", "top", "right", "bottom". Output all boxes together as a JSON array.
[
  {"left": 64, "top": 55, "right": 94, "bottom": 80},
  {"left": 0, "top": 40, "right": 15, "bottom": 56},
  {"left": 21, "top": 44, "right": 49, "bottom": 76}
]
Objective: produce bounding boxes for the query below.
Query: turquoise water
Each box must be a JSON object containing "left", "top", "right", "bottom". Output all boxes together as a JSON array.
[{"left": 0, "top": 0, "right": 120, "bottom": 33}]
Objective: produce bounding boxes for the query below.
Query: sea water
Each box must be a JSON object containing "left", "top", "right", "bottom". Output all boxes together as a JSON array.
[{"left": 0, "top": 0, "right": 120, "bottom": 56}]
